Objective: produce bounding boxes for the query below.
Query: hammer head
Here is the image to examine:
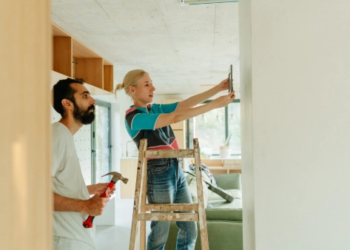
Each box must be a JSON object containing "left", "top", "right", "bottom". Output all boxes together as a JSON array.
[{"left": 102, "top": 171, "right": 128, "bottom": 184}]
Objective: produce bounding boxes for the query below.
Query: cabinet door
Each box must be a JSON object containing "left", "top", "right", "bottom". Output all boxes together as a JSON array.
[
  {"left": 171, "top": 121, "right": 184, "bottom": 130},
  {"left": 173, "top": 130, "right": 184, "bottom": 149},
  {"left": 120, "top": 159, "right": 138, "bottom": 198}
]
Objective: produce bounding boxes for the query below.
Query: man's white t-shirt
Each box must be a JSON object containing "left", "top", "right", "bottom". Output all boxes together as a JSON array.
[{"left": 52, "top": 122, "right": 95, "bottom": 249}]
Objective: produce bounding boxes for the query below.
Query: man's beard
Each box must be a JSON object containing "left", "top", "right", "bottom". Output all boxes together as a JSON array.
[{"left": 72, "top": 101, "right": 95, "bottom": 125}]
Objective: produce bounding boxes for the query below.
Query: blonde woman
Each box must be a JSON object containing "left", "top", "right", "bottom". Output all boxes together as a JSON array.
[{"left": 116, "top": 69, "right": 235, "bottom": 250}]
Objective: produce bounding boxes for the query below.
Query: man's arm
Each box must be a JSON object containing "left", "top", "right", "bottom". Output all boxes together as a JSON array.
[
  {"left": 176, "top": 78, "right": 229, "bottom": 110},
  {"left": 53, "top": 192, "right": 109, "bottom": 216}
]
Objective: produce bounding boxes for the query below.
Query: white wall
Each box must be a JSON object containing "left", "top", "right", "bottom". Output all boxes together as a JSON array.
[{"left": 240, "top": 1, "right": 350, "bottom": 250}]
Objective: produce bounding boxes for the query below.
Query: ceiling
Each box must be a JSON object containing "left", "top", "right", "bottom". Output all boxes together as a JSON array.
[{"left": 51, "top": 0, "right": 239, "bottom": 95}]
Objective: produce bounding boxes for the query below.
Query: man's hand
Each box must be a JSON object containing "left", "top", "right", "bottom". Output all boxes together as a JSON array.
[
  {"left": 87, "top": 183, "right": 116, "bottom": 196},
  {"left": 82, "top": 190, "right": 110, "bottom": 216}
]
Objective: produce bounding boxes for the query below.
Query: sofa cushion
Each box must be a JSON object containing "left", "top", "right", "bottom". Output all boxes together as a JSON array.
[
  {"left": 208, "top": 189, "right": 242, "bottom": 208},
  {"left": 208, "top": 189, "right": 242, "bottom": 202},
  {"left": 206, "top": 189, "right": 242, "bottom": 221},
  {"left": 214, "top": 173, "right": 241, "bottom": 190}
]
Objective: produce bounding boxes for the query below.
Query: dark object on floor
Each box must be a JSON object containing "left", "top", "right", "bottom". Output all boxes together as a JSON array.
[{"left": 185, "top": 171, "right": 234, "bottom": 203}]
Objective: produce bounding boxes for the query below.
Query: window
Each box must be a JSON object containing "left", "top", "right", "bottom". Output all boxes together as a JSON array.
[
  {"left": 91, "top": 100, "right": 112, "bottom": 184},
  {"left": 186, "top": 100, "right": 241, "bottom": 156},
  {"left": 227, "top": 101, "right": 241, "bottom": 155}
]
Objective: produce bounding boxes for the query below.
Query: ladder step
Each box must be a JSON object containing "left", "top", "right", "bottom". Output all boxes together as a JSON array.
[
  {"left": 145, "top": 204, "right": 198, "bottom": 212},
  {"left": 137, "top": 213, "right": 199, "bottom": 221},
  {"left": 145, "top": 149, "right": 194, "bottom": 158}
]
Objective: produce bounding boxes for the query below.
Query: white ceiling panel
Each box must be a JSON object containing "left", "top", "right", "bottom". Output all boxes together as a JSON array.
[{"left": 52, "top": 0, "right": 239, "bottom": 96}]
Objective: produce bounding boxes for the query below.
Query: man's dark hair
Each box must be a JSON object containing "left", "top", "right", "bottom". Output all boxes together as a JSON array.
[{"left": 52, "top": 78, "right": 84, "bottom": 116}]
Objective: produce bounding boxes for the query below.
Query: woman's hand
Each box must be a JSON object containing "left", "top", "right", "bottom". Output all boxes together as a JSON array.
[
  {"left": 217, "top": 78, "right": 229, "bottom": 91},
  {"left": 211, "top": 91, "right": 236, "bottom": 109},
  {"left": 87, "top": 183, "right": 116, "bottom": 196}
]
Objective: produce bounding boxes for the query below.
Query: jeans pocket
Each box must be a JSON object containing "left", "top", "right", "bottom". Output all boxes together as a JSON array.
[{"left": 150, "top": 163, "right": 170, "bottom": 175}]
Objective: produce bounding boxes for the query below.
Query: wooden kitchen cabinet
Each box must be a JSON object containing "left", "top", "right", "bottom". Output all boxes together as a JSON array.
[
  {"left": 52, "top": 23, "right": 114, "bottom": 92},
  {"left": 120, "top": 158, "right": 138, "bottom": 199},
  {"left": 173, "top": 130, "right": 184, "bottom": 150}
]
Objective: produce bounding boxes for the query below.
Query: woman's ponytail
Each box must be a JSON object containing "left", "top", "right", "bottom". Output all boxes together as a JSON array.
[{"left": 114, "top": 69, "right": 147, "bottom": 97}]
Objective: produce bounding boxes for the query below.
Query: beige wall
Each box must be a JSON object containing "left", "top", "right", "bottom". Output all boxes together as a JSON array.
[{"left": 0, "top": 1, "right": 52, "bottom": 249}]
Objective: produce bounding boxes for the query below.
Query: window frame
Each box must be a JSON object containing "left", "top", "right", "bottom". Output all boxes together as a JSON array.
[{"left": 91, "top": 99, "right": 112, "bottom": 184}]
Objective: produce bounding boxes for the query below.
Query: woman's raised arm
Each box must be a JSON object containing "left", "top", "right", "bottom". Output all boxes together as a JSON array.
[
  {"left": 176, "top": 78, "right": 229, "bottom": 110},
  {"left": 154, "top": 91, "right": 235, "bottom": 129}
]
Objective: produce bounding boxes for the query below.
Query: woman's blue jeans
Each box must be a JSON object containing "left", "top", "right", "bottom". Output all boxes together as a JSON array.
[{"left": 146, "top": 158, "right": 197, "bottom": 250}]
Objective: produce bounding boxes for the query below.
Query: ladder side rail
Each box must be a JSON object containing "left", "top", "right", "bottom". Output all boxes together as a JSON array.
[
  {"left": 140, "top": 148, "right": 148, "bottom": 250},
  {"left": 193, "top": 138, "right": 210, "bottom": 250},
  {"left": 129, "top": 139, "right": 147, "bottom": 250}
]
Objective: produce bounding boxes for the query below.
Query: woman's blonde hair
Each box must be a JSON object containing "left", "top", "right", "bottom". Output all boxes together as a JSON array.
[{"left": 114, "top": 69, "right": 147, "bottom": 97}]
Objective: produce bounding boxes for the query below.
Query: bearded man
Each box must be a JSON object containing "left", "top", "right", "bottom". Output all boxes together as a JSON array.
[{"left": 51, "top": 78, "right": 112, "bottom": 250}]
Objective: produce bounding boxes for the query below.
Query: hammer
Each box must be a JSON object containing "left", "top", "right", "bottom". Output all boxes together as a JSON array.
[{"left": 83, "top": 171, "right": 128, "bottom": 228}]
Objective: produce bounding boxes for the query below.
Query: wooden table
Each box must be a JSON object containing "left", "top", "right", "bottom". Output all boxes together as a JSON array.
[{"left": 190, "top": 158, "right": 242, "bottom": 175}]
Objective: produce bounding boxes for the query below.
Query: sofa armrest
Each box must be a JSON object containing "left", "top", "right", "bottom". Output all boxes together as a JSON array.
[{"left": 214, "top": 173, "right": 241, "bottom": 190}]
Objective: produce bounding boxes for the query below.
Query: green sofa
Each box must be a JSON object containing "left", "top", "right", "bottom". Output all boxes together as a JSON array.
[{"left": 165, "top": 173, "right": 243, "bottom": 250}]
